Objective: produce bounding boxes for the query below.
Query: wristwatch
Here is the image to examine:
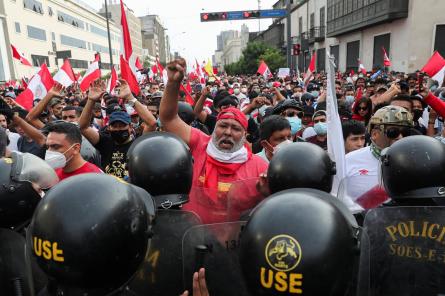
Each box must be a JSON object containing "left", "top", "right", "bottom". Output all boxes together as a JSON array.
[{"left": 127, "top": 97, "right": 137, "bottom": 107}]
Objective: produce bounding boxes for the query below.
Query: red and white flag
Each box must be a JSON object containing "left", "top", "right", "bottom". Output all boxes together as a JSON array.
[
  {"left": 120, "top": 0, "right": 138, "bottom": 75},
  {"left": 107, "top": 66, "right": 118, "bottom": 93},
  {"left": 196, "top": 59, "right": 206, "bottom": 84},
  {"left": 358, "top": 59, "right": 367, "bottom": 75},
  {"left": 156, "top": 58, "right": 168, "bottom": 85},
  {"left": 79, "top": 55, "right": 101, "bottom": 92},
  {"left": 21, "top": 78, "right": 28, "bottom": 89},
  {"left": 11, "top": 45, "right": 32, "bottom": 67},
  {"left": 257, "top": 60, "right": 272, "bottom": 80},
  {"left": 382, "top": 47, "right": 391, "bottom": 67},
  {"left": 135, "top": 57, "right": 143, "bottom": 70},
  {"left": 16, "top": 64, "right": 54, "bottom": 110},
  {"left": 53, "top": 59, "right": 76, "bottom": 87},
  {"left": 421, "top": 51, "right": 445, "bottom": 84},
  {"left": 120, "top": 55, "right": 140, "bottom": 95},
  {"left": 304, "top": 52, "right": 317, "bottom": 85}
]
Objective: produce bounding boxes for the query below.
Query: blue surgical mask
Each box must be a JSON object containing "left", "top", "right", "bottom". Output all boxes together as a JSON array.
[
  {"left": 314, "top": 122, "right": 327, "bottom": 135},
  {"left": 286, "top": 117, "right": 302, "bottom": 136},
  {"left": 345, "top": 95, "right": 355, "bottom": 105},
  {"left": 311, "top": 91, "right": 320, "bottom": 98},
  {"left": 156, "top": 117, "right": 162, "bottom": 128}
]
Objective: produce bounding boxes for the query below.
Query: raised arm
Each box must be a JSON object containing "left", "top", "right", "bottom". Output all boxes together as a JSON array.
[
  {"left": 12, "top": 113, "right": 47, "bottom": 146},
  {"left": 159, "top": 59, "right": 191, "bottom": 145},
  {"left": 193, "top": 87, "right": 210, "bottom": 123},
  {"left": 78, "top": 80, "right": 104, "bottom": 145},
  {"left": 26, "top": 83, "right": 64, "bottom": 129}
]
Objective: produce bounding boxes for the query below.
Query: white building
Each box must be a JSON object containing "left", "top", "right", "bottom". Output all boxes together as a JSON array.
[
  {"left": 0, "top": 0, "right": 122, "bottom": 81},
  {"left": 219, "top": 24, "right": 250, "bottom": 69}
]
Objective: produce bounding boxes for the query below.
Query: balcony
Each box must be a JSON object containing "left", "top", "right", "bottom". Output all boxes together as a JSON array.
[
  {"left": 326, "top": 0, "right": 409, "bottom": 37},
  {"left": 308, "top": 26, "right": 326, "bottom": 44}
]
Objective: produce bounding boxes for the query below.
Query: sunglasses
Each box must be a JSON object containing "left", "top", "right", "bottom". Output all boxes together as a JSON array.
[
  {"left": 358, "top": 107, "right": 368, "bottom": 111},
  {"left": 385, "top": 126, "right": 410, "bottom": 139},
  {"left": 283, "top": 111, "right": 303, "bottom": 118}
]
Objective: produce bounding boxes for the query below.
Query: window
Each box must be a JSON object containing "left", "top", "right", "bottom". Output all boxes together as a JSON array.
[
  {"left": 57, "top": 11, "right": 85, "bottom": 29},
  {"left": 373, "top": 33, "right": 390, "bottom": 69},
  {"left": 317, "top": 48, "right": 326, "bottom": 71},
  {"left": 320, "top": 7, "right": 325, "bottom": 27},
  {"left": 330, "top": 45, "right": 339, "bottom": 70},
  {"left": 310, "top": 13, "right": 314, "bottom": 29},
  {"left": 298, "top": 17, "right": 303, "bottom": 35},
  {"left": 15, "top": 22, "right": 21, "bottom": 33},
  {"left": 70, "top": 59, "right": 88, "bottom": 69},
  {"left": 60, "top": 34, "right": 86, "bottom": 49},
  {"left": 92, "top": 43, "right": 109, "bottom": 54},
  {"left": 48, "top": 6, "right": 53, "bottom": 16},
  {"left": 51, "top": 32, "right": 55, "bottom": 41},
  {"left": 24, "top": 0, "right": 43, "bottom": 14},
  {"left": 90, "top": 25, "right": 108, "bottom": 38},
  {"left": 435, "top": 25, "right": 445, "bottom": 58},
  {"left": 27, "top": 25, "right": 46, "bottom": 41},
  {"left": 346, "top": 40, "right": 360, "bottom": 72},
  {"left": 31, "top": 54, "right": 49, "bottom": 67}
]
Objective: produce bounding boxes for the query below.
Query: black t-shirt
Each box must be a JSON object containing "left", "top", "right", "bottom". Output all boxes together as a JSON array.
[
  {"left": 94, "top": 132, "right": 133, "bottom": 179},
  {"left": 17, "top": 136, "right": 46, "bottom": 158}
]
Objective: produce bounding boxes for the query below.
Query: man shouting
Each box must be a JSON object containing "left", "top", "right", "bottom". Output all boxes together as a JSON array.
[{"left": 159, "top": 59, "right": 268, "bottom": 223}]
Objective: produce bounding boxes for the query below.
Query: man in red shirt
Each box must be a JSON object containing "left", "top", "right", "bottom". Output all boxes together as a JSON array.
[
  {"left": 45, "top": 121, "right": 102, "bottom": 181},
  {"left": 160, "top": 59, "right": 268, "bottom": 223}
]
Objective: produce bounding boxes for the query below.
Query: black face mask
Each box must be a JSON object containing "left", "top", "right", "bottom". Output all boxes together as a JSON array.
[
  {"left": 413, "top": 109, "right": 423, "bottom": 121},
  {"left": 94, "top": 114, "right": 103, "bottom": 119},
  {"left": 110, "top": 130, "right": 130, "bottom": 144}
]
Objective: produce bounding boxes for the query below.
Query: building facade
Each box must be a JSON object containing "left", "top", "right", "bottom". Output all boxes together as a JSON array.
[
  {"left": 216, "top": 24, "right": 250, "bottom": 70},
  {"left": 0, "top": 0, "right": 122, "bottom": 81},
  {"left": 139, "top": 15, "right": 170, "bottom": 65},
  {"left": 268, "top": 0, "right": 445, "bottom": 73},
  {"left": 98, "top": 0, "right": 143, "bottom": 60}
]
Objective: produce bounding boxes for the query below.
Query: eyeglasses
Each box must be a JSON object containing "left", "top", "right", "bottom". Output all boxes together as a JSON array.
[
  {"left": 385, "top": 126, "right": 410, "bottom": 139},
  {"left": 313, "top": 118, "right": 326, "bottom": 124},
  {"left": 358, "top": 106, "right": 368, "bottom": 111},
  {"left": 283, "top": 111, "right": 303, "bottom": 118}
]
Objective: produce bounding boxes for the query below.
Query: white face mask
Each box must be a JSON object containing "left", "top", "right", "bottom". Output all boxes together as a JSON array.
[
  {"left": 234, "top": 88, "right": 240, "bottom": 95},
  {"left": 44, "top": 144, "right": 75, "bottom": 169},
  {"left": 45, "top": 150, "right": 66, "bottom": 170}
]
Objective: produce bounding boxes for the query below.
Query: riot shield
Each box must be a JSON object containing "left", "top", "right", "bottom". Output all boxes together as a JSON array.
[
  {"left": 182, "top": 222, "right": 250, "bottom": 296},
  {"left": 184, "top": 178, "right": 263, "bottom": 224},
  {"left": 338, "top": 175, "right": 389, "bottom": 211},
  {"left": 358, "top": 207, "right": 445, "bottom": 296},
  {"left": 0, "top": 228, "right": 34, "bottom": 296},
  {"left": 126, "top": 210, "right": 201, "bottom": 296}
]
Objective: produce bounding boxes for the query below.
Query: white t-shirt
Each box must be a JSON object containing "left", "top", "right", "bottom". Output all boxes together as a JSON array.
[
  {"left": 6, "top": 130, "right": 20, "bottom": 152},
  {"left": 345, "top": 146, "right": 379, "bottom": 178}
]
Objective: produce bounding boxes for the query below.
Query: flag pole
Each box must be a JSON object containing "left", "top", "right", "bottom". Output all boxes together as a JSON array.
[{"left": 104, "top": 0, "right": 114, "bottom": 68}]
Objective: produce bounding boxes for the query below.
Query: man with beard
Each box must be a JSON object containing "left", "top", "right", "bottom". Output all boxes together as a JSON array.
[{"left": 160, "top": 59, "right": 268, "bottom": 223}]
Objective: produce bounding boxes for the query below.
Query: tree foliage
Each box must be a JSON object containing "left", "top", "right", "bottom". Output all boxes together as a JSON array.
[{"left": 224, "top": 42, "right": 286, "bottom": 75}]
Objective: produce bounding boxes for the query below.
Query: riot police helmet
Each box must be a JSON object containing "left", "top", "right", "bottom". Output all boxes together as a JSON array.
[
  {"left": 128, "top": 132, "right": 193, "bottom": 209},
  {"left": 28, "top": 173, "right": 155, "bottom": 295},
  {"left": 239, "top": 188, "right": 358, "bottom": 295},
  {"left": 381, "top": 135, "right": 445, "bottom": 204},
  {"left": 0, "top": 152, "right": 58, "bottom": 229},
  {"left": 178, "top": 101, "right": 195, "bottom": 125},
  {"left": 267, "top": 142, "right": 336, "bottom": 193}
]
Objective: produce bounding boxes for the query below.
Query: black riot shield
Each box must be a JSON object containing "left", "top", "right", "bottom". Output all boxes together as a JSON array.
[
  {"left": 126, "top": 210, "right": 201, "bottom": 296},
  {"left": 358, "top": 207, "right": 445, "bottom": 296},
  {"left": 0, "top": 228, "right": 34, "bottom": 296},
  {"left": 182, "top": 222, "right": 250, "bottom": 296},
  {"left": 184, "top": 178, "right": 263, "bottom": 224}
]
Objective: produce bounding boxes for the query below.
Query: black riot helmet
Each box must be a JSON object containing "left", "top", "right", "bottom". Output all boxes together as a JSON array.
[
  {"left": 267, "top": 142, "right": 336, "bottom": 193},
  {"left": 240, "top": 188, "right": 358, "bottom": 296},
  {"left": 28, "top": 173, "right": 155, "bottom": 295},
  {"left": 128, "top": 132, "right": 193, "bottom": 209},
  {"left": 381, "top": 135, "right": 445, "bottom": 204},
  {"left": 178, "top": 101, "right": 195, "bottom": 125},
  {"left": 0, "top": 152, "right": 58, "bottom": 229}
]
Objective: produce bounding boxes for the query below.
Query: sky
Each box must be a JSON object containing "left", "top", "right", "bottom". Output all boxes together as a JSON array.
[{"left": 91, "top": 0, "right": 278, "bottom": 63}]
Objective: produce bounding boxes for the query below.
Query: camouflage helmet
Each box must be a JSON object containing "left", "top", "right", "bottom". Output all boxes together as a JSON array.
[{"left": 368, "top": 105, "right": 413, "bottom": 132}]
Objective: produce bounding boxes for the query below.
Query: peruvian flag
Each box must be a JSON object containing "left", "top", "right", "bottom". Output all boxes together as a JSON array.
[
  {"left": 21, "top": 78, "right": 28, "bottom": 89},
  {"left": 196, "top": 59, "right": 206, "bottom": 84},
  {"left": 151, "top": 64, "right": 158, "bottom": 75},
  {"left": 107, "top": 66, "right": 118, "bottom": 93},
  {"left": 53, "top": 59, "right": 76, "bottom": 87},
  {"left": 421, "top": 51, "right": 445, "bottom": 84},
  {"left": 257, "top": 60, "right": 272, "bottom": 80},
  {"left": 382, "top": 47, "right": 391, "bottom": 67},
  {"left": 180, "top": 82, "right": 195, "bottom": 105},
  {"left": 156, "top": 58, "right": 168, "bottom": 85},
  {"left": 358, "top": 59, "right": 367, "bottom": 75},
  {"left": 120, "top": 0, "right": 138, "bottom": 75},
  {"left": 120, "top": 55, "right": 140, "bottom": 95},
  {"left": 135, "top": 57, "right": 143, "bottom": 70},
  {"left": 79, "top": 55, "right": 101, "bottom": 92},
  {"left": 11, "top": 45, "right": 32, "bottom": 67},
  {"left": 16, "top": 64, "right": 54, "bottom": 110},
  {"left": 304, "top": 52, "right": 317, "bottom": 85}
]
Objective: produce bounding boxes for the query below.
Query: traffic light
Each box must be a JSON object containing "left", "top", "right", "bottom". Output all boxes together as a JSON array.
[
  {"left": 201, "top": 12, "right": 228, "bottom": 22},
  {"left": 293, "top": 44, "right": 301, "bottom": 56},
  {"left": 243, "top": 10, "right": 261, "bottom": 19}
]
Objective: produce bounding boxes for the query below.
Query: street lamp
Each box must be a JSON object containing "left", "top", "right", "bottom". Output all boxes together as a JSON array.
[{"left": 104, "top": 0, "right": 113, "bottom": 67}]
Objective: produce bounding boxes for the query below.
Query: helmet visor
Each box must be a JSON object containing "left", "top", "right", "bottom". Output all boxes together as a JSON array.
[{"left": 13, "top": 152, "right": 59, "bottom": 190}]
